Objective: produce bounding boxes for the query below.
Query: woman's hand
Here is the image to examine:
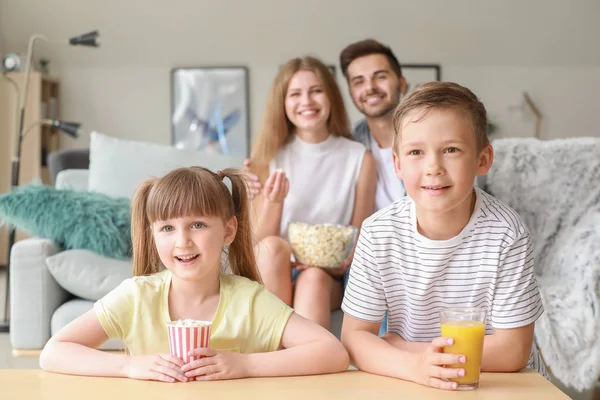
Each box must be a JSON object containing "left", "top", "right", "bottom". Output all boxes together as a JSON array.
[
  {"left": 414, "top": 337, "right": 466, "bottom": 390},
  {"left": 123, "top": 354, "right": 188, "bottom": 383},
  {"left": 294, "top": 259, "right": 350, "bottom": 278},
  {"left": 263, "top": 169, "right": 289, "bottom": 203},
  {"left": 325, "top": 260, "right": 351, "bottom": 278},
  {"left": 181, "top": 348, "right": 250, "bottom": 381},
  {"left": 242, "top": 159, "right": 262, "bottom": 199}
]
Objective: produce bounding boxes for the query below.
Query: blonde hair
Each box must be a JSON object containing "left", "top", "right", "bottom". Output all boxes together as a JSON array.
[
  {"left": 130, "top": 166, "right": 261, "bottom": 283},
  {"left": 392, "top": 81, "right": 490, "bottom": 153},
  {"left": 250, "top": 56, "right": 352, "bottom": 181}
]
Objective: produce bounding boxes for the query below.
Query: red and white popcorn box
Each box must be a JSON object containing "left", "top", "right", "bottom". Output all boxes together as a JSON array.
[{"left": 167, "top": 320, "right": 212, "bottom": 363}]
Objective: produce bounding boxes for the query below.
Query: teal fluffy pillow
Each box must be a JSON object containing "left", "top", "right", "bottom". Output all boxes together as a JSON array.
[{"left": 0, "top": 184, "right": 131, "bottom": 259}]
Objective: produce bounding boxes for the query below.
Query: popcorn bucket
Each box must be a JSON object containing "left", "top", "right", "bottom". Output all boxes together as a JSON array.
[{"left": 166, "top": 320, "right": 212, "bottom": 363}]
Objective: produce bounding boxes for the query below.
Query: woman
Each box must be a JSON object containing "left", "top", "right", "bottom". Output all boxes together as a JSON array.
[{"left": 250, "top": 56, "right": 376, "bottom": 329}]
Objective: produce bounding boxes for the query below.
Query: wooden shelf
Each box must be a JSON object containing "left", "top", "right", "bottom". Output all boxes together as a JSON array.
[{"left": 0, "top": 72, "right": 61, "bottom": 264}]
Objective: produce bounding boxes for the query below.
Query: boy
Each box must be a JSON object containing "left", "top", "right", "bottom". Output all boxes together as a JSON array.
[{"left": 340, "top": 82, "right": 546, "bottom": 390}]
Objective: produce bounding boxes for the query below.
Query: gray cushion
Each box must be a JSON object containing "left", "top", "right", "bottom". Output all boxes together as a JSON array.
[
  {"left": 55, "top": 169, "right": 90, "bottom": 191},
  {"left": 88, "top": 131, "right": 245, "bottom": 199},
  {"left": 46, "top": 250, "right": 132, "bottom": 301},
  {"left": 51, "top": 299, "right": 124, "bottom": 350}
]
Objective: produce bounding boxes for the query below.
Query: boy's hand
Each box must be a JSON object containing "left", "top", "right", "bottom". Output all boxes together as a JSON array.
[
  {"left": 124, "top": 354, "right": 188, "bottom": 383},
  {"left": 242, "top": 159, "right": 262, "bottom": 199},
  {"left": 415, "top": 337, "right": 466, "bottom": 390},
  {"left": 182, "top": 348, "right": 249, "bottom": 381},
  {"left": 263, "top": 169, "right": 289, "bottom": 203}
]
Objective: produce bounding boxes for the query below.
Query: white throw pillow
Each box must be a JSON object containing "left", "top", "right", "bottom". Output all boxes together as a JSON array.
[
  {"left": 88, "top": 131, "right": 245, "bottom": 199},
  {"left": 46, "top": 250, "right": 132, "bottom": 301}
]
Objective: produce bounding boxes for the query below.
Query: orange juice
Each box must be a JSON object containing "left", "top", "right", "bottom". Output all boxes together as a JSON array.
[{"left": 440, "top": 320, "right": 485, "bottom": 385}]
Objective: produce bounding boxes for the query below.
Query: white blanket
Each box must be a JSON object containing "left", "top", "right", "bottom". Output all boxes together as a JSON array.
[{"left": 487, "top": 137, "right": 600, "bottom": 390}]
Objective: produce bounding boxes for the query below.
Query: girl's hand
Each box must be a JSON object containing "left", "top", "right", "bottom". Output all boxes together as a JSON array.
[
  {"left": 124, "top": 354, "right": 188, "bottom": 383},
  {"left": 263, "top": 169, "right": 289, "bottom": 203},
  {"left": 414, "top": 337, "right": 466, "bottom": 390},
  {"left": 181, "top": 348, "right": 249, "bottom": 381}
]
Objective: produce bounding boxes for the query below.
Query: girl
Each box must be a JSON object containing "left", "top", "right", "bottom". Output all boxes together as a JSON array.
[
  {"left": 250, "top": 56, "right": 377, "bottom": 329},
  {"left": 40, "top": 166, "right": 349, "bottom": 382}
]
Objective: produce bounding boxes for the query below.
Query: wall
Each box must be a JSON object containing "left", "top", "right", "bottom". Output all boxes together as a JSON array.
[{"left": 0, "top": 0, "right": 599, "bottom": 150}]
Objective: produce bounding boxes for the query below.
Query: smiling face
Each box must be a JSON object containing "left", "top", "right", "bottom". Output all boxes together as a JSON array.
[
  {"left": 284, "top": 70, "right": 331, "bottom": 134},
  {"left": 393, "top": 107, "right": 493, "bottom": 216},
  {"left": 346, "top": 54, "right": 405, "bottom": 119},
  {"left": 153, "top": 215, "right": 236, "bottom": 282}
]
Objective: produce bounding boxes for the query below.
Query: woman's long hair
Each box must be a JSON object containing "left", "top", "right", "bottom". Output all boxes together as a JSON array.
[
  {"left": 250, "top": 56, "right": 352, "bottom": 181},
  {"left": 130, "top": 167, "right": 261, "bottom": 283}
]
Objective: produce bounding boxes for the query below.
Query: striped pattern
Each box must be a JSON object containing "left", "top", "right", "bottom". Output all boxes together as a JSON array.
[
  {"left": 342, "top": 188, "right": 547, "bottom": 376},
  {"left": 167, "top": 324, "right": 211, "bottom": 363}
]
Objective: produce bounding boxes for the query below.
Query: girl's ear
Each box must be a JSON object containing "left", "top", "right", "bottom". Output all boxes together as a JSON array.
[{"left": 224, "top": 216, "right": 237, "bottom": 246}]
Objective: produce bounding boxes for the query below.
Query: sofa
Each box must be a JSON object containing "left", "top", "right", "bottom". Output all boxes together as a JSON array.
[{"left": 9, "top": 135, "right": 600, "bottom": 390}]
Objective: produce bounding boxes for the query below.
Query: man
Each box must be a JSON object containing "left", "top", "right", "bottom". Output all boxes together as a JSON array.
[{"left": 339, "top": 39, "right": 407, "bottom": 210}]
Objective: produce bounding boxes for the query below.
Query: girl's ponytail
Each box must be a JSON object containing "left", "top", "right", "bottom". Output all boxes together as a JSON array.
[
  {"left": 131, "top": 178, "right": 161, "bottom": 277},
  {"left": 218, "top": 169, "right": 262, "bottom": 284}
]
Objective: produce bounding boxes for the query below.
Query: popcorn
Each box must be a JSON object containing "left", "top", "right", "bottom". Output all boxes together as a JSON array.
[
  {"left": 168, "top": 319, "right": 211, "bottom": 327},
  {"left": 288, "top": 222, "right": 358, "bottom": 268},
  {"left": 166, "top": 319, "right": 211, "bottom": 363}
]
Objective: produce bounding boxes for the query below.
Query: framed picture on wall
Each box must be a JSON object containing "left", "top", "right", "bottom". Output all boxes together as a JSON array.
[
  {"left": 402, "top": 64, "right": 442, "bottom": 94},
  {"left": 171, "top": 66, "right": 250, "bottom": 157}
]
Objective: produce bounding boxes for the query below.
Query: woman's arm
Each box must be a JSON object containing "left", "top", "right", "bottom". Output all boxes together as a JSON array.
[
  {"left": 329, "top": 151, "right": 377, "bottom": 276},
  {"left": 349, "top": 151, "right": 377, "bottom": 228},
  {"left": 40, "top": 310, "right": 187, "bottom": 382},
  {"left": 250, "top": 170, "right": 288, "bottom": 241},
  {"left": 244, "top": 312, "right": 349, "bottom": 377}
]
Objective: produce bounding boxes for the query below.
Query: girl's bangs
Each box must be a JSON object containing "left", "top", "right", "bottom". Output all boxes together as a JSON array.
[{"left": 146, "top": 170, "right": 224, "bottom": 222}]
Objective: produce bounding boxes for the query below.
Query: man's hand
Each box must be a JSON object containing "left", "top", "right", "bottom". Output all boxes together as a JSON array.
[
  {"left": 181, "top": 348, "right": 249, "bottom": 381},
  {"left": 263, "top": 169, "right": 289, "bottom": 203},
  {"left": 123, "top": 354, "right": 188, "bottom": 383},
  {"left": 414, "top": 337, "right": 466, "bottom": 390},
  {"left": 242, "top": 159, "right": 262, "bottom": 199}
]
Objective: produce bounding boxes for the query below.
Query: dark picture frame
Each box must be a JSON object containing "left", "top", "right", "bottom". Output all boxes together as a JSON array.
[
  {"left": 402, "top": 64, "right": 442, "bottom": 93},
  {"left": 171, "top": 66, "right": 250, "bottom": 157}
]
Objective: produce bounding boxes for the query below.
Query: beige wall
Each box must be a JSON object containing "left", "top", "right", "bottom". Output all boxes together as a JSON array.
[{"left": 1, "top": 0, "right": 599, "bottom": 150}]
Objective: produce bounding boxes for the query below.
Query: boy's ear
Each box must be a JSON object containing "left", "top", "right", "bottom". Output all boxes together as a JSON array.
[
  {"left": 399, "top": 76, "right": 408, "bottom": 96},
  {"left": 476, "top": 144, "right": 494, "bottom": 175},
  {"left": 224, "top": 216, "right": 237, "bottom": 246},
  {"left": 392, "top": 151, "right": 403, "bottom": 180}
]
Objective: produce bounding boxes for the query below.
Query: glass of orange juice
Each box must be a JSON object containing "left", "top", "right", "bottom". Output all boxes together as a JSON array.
[{"left": 440, "top": 307, "right": 487, "bottom": 390}]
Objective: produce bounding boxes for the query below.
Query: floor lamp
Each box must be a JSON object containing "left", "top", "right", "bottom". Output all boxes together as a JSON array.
[{"left": 0, "top": 30, "right": 100, "bottom": 333}]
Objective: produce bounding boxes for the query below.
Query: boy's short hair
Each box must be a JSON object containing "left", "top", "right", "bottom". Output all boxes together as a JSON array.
[
  {"left": 340, "top": 39, "right": 402, "bottom": 80},
  {"left": 392, "top": 82, "right": 490, "bottom": 152}
]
